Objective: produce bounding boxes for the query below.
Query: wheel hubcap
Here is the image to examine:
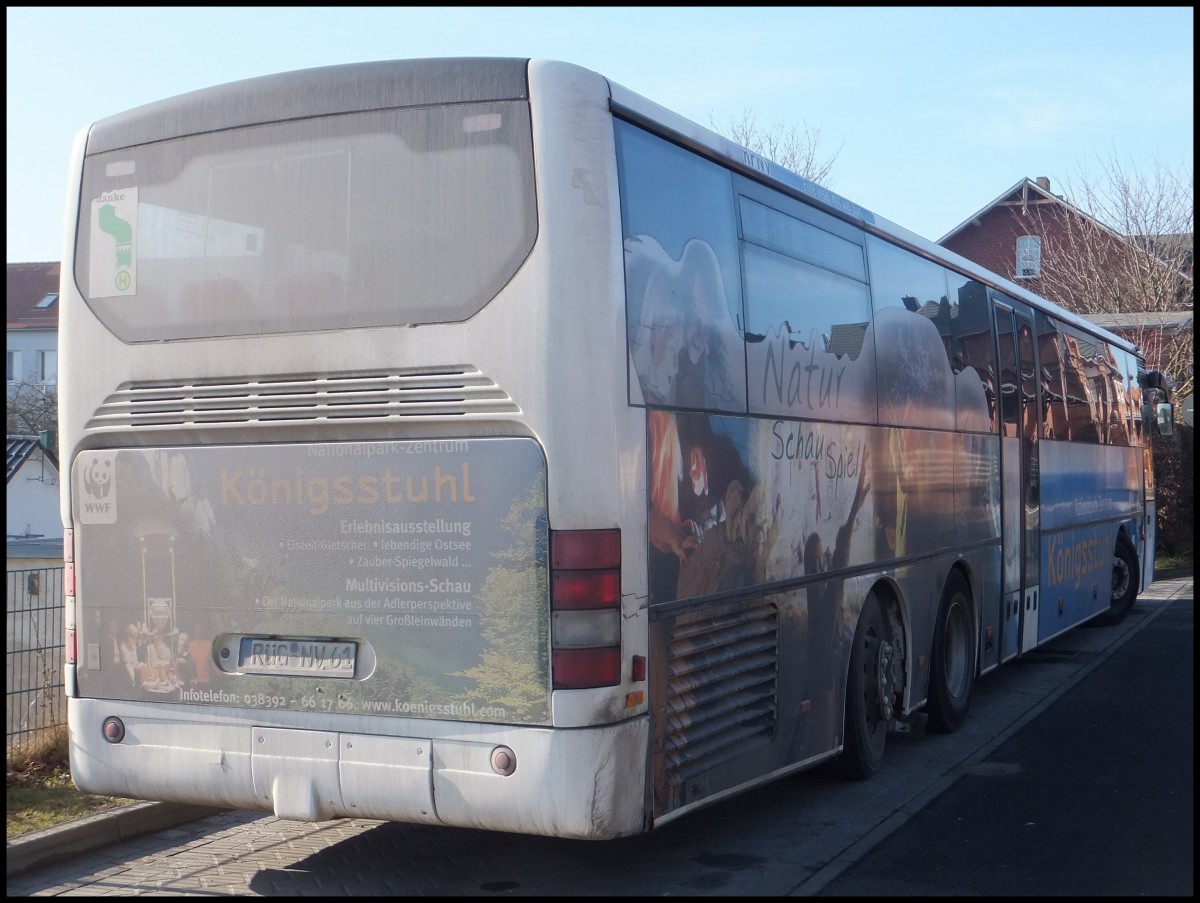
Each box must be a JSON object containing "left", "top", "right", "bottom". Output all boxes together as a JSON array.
[
  {"left": 1112, "top": 555, "right": 1130, "bottom": 601},
  {"left": 874, "top": 639, "right": 894, "bottom": 721}
]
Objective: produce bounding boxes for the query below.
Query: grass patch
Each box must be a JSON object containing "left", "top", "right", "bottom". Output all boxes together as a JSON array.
[
  {"left": 6, "top": 727, "right": 134, "bottom": 838},
  {"left": 1156, "top": 552, "right": 1194, "bottom": 578}
]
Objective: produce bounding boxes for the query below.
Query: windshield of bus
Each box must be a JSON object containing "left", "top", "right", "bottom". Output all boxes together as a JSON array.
[{"left": 73, "top": 102, "right": 536, "bottom": 341}]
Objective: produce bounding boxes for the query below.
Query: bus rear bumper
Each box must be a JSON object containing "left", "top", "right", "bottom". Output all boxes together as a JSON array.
[{"left": 68, "top": 699, "right": 650, "bottom": 840}]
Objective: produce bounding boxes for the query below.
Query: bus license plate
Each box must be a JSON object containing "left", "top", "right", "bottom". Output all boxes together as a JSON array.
[{"left": 238, "top": 637, "right": 357, "bottom": 678}]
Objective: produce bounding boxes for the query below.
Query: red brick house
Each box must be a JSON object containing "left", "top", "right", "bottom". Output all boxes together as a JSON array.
[
  {"left": 939, "top": 177, "right": 1095, "bottom": 291},
  {"left": 939, "top": 176, "right": 1192, "bottom": 300}
]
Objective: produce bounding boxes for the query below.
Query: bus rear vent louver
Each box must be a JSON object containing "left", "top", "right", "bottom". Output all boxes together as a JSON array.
[
  {"left": 84, "top": 368, "right": 519, "bottom": 431},
  {"left": 664, "top": 602, "right": 779, "bottom": 785}
]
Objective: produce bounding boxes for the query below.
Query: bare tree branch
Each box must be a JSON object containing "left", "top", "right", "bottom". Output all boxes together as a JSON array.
[
  {"left": 6, "top": 380, "right": 58, "bottom": 435},
  {"left": 709, "top": 109, "right": 841, "bottom": 186},
  {"left": 1027, "top": 154, "right": 1193, "bottom": 404}
]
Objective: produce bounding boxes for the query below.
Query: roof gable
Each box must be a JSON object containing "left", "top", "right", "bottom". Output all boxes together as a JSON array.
[
  {"left": 6, "top": 435, "right": 59, "bottom": 484},
  {"left": 6, "top": 262, "right": 61, "bottom": 331},
  {"left": 937, "top": 177, "right": 1089, "bottom": 244}
]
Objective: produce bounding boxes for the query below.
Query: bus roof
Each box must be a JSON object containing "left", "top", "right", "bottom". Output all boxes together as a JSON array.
[{"left": 85, "top": 57, "right": 531, "bottom": 156}]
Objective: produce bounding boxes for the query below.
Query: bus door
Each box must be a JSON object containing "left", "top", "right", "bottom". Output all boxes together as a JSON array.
[{"left": 993, "top": 298, "right": 1042, "bottom": 660}]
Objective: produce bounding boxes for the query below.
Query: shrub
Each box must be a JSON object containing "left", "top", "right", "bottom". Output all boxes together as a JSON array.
[{"left": 1152, "top": 422, "right": 1194, "bottom": 561}]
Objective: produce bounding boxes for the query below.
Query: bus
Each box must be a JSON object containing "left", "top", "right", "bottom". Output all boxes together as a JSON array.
[{"left": 59, "top": 57, "right": 1175, "bottom": 840}]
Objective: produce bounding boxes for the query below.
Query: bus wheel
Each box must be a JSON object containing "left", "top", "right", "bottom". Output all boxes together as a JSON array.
[
  {"left": 837, "top": 590, "right": 892, "bottom": 780},
  {"left": 1095, "top": 539, "right": 1138, "bottom": 626},
  {"left": 927, "top": 570, "right": 975, "bottom": 733}
]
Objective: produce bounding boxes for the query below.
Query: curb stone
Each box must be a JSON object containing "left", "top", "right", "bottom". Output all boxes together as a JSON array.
[{"left": 6, "top": 801, "right": 227, "bottom": 877}]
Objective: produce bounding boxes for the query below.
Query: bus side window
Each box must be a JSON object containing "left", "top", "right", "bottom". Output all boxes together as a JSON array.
[
  {"left": 867, "top": 235, "right": 955, "bottom": 430},
  {"left": 1035, "top": 312, "right": 1068, "bottom": 440},
  {"left": 995, "top": 308, "right": 1020, "bottom": 440},
  {"left": 1060, "top": 329, "right": 1100, "bottom": 443},
  {"left": 948, "top": 275, "right": 998, "bottom": 433},
  {"left": 1017, "top": 324, "right": 1040, "bottom": 443}
]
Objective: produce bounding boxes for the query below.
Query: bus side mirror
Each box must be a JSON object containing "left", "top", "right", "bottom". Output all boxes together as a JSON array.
[{"left": 1155, "top": 403, "right": 1174, "bottom": 437}]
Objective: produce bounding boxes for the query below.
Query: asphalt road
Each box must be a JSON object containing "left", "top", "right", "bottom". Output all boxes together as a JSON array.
[
  {"left": 817, "top": 577, "right": 1193, "bottom": 896},
  {"left": 7, "top": 574, "right": 1192, "bottom": 896}
]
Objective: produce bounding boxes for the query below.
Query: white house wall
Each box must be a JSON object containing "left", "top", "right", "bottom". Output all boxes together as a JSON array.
[
  {"left": 7, "top": 326, "right": 58, "bottom": 385},
  {"left": 7, "top": 451, "right": 61, "bottom": 539}
]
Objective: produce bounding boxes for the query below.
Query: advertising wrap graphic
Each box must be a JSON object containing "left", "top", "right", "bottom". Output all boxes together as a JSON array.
[{"left": 72, "top": 439, "right": 550, "bottom": 723}]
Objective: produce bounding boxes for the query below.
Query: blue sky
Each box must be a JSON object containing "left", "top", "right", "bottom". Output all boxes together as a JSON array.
[{"left": 6, "top": 6, "right": 1193, "bottom": 263}]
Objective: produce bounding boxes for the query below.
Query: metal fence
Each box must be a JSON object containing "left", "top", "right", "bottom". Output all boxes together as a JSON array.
[{"left": 6, "top": 566, "right": 66, "bottom": 753}]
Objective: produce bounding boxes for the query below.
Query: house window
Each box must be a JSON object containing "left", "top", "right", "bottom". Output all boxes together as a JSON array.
[
  {"left": 37, "top": 350, "right": 57, "bottom": 384},
  {"left": 1016, "top": 235, "right": 1042, "bottom": 279},
  {"left": 6, "top": 349, "right": 21, "bottom": 383}
]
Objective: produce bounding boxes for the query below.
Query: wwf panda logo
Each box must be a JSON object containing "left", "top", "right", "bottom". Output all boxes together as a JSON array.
[{"left": 83, "top": 456, "right": 114, "bottom": 499}]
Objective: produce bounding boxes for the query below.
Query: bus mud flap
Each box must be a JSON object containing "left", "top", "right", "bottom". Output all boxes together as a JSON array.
[
  {"left": 338, "top": 732, "right": 438, "bottom": 824},
  {"left": 251, "top": 726, "right": 341, "bottom": 821}
]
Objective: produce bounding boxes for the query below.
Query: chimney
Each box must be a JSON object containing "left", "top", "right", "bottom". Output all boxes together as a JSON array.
[{"left": 1035, "top": 176, "right": 1050, "bottom": 191}]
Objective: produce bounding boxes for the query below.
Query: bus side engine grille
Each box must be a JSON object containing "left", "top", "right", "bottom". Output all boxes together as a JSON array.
[
  {"left": 664, "top": 602, "right": 779, "bottom": 785},
  {"left": 84, "top": 367, "right": 519, "bottom": 431}
]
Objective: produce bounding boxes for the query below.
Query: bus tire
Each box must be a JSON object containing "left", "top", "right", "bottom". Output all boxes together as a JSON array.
[
  {"left": 926, "top": 569, "right": 975, "bottom": 734},
  {"left": 836, "top": 590, "right": 890, "bottom": 780},
  {"left": 1095, "top": 538, "right": 1138, "bottom": 626}
]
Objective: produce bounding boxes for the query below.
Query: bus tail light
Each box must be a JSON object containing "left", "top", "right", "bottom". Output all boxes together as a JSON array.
[
  {"left": 550, "top": 528, "right": 620, "bottom": 689},
  {"left": 552, "top": 647, "right": 620, "bottom": 689},
  {"left": 64, "top": 527, "right": 77, "bottom": 666}
]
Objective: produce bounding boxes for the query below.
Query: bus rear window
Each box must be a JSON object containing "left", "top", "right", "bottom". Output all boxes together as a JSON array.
[{"left": 74, "top": 101, "right": 536, "bottom": 341}]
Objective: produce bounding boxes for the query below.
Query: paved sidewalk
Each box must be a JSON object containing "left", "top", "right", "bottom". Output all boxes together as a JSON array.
[{"left": 6, "top": 801, "right": 227, "bottom": 877}]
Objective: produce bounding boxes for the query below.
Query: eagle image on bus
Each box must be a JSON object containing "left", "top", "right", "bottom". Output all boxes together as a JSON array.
[{"left": 58, "top": 58, "right": 1174, "bottom": 839}]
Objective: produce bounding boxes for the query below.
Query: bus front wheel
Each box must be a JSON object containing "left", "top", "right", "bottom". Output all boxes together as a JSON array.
[
  {"left": 1095, "top": 538, "right": 1138, "bottom": 626},
  {"left": 926, "top": 569, "right": 975, "bottom": 733},
  {"left": 836, "top": 590, "right": 891, "bottom": 780}
]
